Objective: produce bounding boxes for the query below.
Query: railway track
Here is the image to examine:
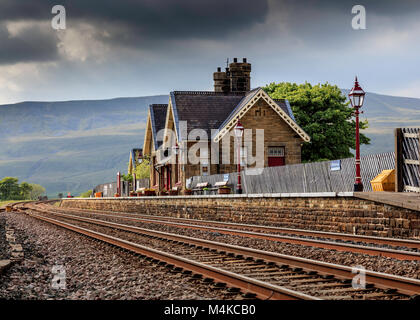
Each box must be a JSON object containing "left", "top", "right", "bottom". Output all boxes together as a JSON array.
[
  {"left": 15, "top": 203, "right": 420, "bottom": 300},
  {"left": 31, "top": 203, "right": 420, "bottom": 261}
]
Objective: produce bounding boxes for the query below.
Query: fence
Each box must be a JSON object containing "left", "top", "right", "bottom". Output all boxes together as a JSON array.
[
  {"left": 190, "top": 152, "right": 395, "bottom": 194},
  {"left": 395, "top": 128, "right": 420, "bottom": 192},
  {"left": 93, "top": 178, "right": 149, "bottom": 197}
]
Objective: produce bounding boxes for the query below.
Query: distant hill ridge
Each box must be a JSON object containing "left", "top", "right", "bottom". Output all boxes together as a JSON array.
[
  {"left": 0, "top": 95, "right": 168, "bottom": 196},
  {"left": 0, "top": 91, "right": 419, "bottom": 196}
]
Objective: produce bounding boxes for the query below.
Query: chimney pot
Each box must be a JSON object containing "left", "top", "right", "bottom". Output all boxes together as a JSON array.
[
  {"left": 243, "top": 58, "right": 247, "bottom": 63},
  {"left": 233, "top": 58, "right": 238, "bottom": 63},
  {"left": 217, "top": 67, "right": 221, "bottom": 72}
]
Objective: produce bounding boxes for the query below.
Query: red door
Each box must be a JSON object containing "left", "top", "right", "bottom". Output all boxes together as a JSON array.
[{"left": 268, "top": 156, "right": 285, "bottom": 167}]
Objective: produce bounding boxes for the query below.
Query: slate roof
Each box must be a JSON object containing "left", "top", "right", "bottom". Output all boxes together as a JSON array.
[
  {"left": 170, "top": 88, "right": 296, "bottom": 140},
  {"left": 170, "top": 91, "right": 244, "bottom": 139},
  {"left": 149, "top": 104, "right": 168, "bottom": 148}
]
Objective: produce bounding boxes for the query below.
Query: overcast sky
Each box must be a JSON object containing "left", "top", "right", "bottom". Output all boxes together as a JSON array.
[{"left": 0, "top": 0, "right": 419, "bottom": 104}]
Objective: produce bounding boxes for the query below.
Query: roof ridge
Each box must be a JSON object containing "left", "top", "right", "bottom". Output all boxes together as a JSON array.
[{"left": 172, "top": 90, "right": 246, "bottom": 96}]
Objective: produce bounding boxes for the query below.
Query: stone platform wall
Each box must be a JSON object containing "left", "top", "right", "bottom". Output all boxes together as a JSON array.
[{"left": 60, "top": 194, "right": 420, "bottom": 238}]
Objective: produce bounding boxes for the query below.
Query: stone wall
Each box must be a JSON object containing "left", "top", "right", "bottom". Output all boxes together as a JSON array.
[{"left": 60, "top": 194, "right": 420, "bottom": 238}]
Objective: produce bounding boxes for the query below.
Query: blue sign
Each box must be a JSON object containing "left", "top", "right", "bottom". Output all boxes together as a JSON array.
[
  {"left": 330, "top": 160, "right": 341, "bottom": 171},
  {"left": 223, "top": 174, "right": 229, "bottom": 182}
]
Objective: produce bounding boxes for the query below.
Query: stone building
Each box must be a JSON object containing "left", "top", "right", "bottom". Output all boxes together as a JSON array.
[{"left": 142, "top": 58, "right": 310, "bottom": 192}]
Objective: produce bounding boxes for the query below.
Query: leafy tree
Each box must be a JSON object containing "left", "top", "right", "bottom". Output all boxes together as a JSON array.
[
  {"left": 135, "top": 157, "right": 150, "bottom": 180},
  {"left": 121, "top": 173, "right": 134, "bottom": 182},
  {"left": 80, "top": 190, "right": 92, "bottom": 198},
  {"left": 0, "top": 177, "right": 21, "bottom": 200},
  {"left": 0, "top": 177, "right": 39, "bottom": 200},
  {"left": 19, "top": 182, "right": 33, "bottom": 200},
  {"left": 29, "top": 183, "right": 46, "bottom": 200},
  {"left": 263, "top": 82, "right": 370, "bottom": 162}
]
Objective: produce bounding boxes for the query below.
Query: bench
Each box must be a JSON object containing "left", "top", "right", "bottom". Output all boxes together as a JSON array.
[
  {"left": 212, "top": 181, "right": 232, "bottom": 194},
  {"left": 193, "top": 180, "right": 232, "bottom": 195},
  {"left": 192, "top": 182, "right": 209, "bottom": 195}
]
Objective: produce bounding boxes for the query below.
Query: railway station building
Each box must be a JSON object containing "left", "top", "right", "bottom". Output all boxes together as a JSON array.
[{"left": 142, "top": 58, "right": 310, "bottom": 192}]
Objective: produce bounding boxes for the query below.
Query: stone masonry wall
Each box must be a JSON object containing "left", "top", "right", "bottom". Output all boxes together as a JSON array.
[{"left": 60, "top": 196, "right": 420, "bottom": 238}]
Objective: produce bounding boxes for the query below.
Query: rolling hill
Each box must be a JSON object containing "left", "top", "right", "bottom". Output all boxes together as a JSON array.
[
  {"left": 0, "top": 91, "right": 419, "bottom": 196},
  {"left": 0, "top": 96, "right": 168, "bottom": 197}
]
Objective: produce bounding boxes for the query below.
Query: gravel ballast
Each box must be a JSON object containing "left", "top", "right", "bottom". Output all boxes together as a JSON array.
[
  {"left": 53, "top": 210, "right": 420, "bottom": 279},
  {"left": 0, "top": 214, "right": 8, "bottom": 259},
  {"left": 0, "top": 212, "right": 240, "bottom": 300}
]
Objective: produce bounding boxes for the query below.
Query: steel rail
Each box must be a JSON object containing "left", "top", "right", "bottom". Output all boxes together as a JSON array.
[
  {"left": 33, "top": 205, "right": 420, "bottom": 261},
  {"left": 27, "top": 209, "right": 420, "bottom": 297},
  {"left": 49, "top": 204, "right": 420, "bottom": 250},
  {"left": 27, "top": 212, "right": 318, "bottom": 300}
]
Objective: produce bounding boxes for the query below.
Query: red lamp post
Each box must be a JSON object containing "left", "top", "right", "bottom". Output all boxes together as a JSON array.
[
  {"left": 349, "top": 77, "right": 366, "bottom": 192},
  {"left": 234, "top": 120, "right": 244, "bottom": 194}
]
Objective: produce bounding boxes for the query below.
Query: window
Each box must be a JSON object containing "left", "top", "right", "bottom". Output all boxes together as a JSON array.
[{"left": 268, "top": 146, "right": 285, "bottom": 157}]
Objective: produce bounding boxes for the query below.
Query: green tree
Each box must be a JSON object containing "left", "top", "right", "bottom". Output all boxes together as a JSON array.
[
  {"left": 0, "top": 177, "right": 21, "bottom": 200},
  {"left": 80, "top": 190, "right": 92, "bottom": 198},
  {"left": 263, "top": 82, "right": 370, "bottom": 162},
  {"left": 135, "top": 157, "right": 150, "bottom": 180},
  {"left": 121, "top": 173, "right": 133, "bottom": 182},
  {"left": 28, "top": 183, "right": 46, "bottom": 200},
  {"left": 19, "top": 182, "right": 33, "bottom": 200}
]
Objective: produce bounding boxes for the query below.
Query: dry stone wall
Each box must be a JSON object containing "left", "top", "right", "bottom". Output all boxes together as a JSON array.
[{"left": 61, "top": 195, "right": 420, "bottom": 238}]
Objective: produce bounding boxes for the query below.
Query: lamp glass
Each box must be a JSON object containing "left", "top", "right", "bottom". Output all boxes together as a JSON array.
[
  {"left": 359, "top": 95, "right": 364, "bottom": 107},
  {"left": 234, "top": 126, "right": 244, "bottom": 138}
]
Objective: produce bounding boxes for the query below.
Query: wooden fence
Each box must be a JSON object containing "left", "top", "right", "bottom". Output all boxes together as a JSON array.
[
  {"left": 190, "top": 152, "right": 395, "bottom": 194},
  {"left": 395, "top": 128, "right": 420, "bottom": 192}
]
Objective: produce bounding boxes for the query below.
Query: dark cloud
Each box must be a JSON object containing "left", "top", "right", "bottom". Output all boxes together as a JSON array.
[
  {"left": 0, "top": 0, "right": 269, "bottom": 40},
  {"left": 0, "top": 0, "right": 419, "bottom": 65},
  {"left": 0, "top": 22, "right": 59, "bottom": 65},
  {"left": 279, "top": 0, "right": 420, "bottom": 16},
  {"left": 0, "top": 0, "right": 269, "bottom": 63}
]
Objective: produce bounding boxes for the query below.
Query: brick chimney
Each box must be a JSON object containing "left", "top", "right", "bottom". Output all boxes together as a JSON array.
[
  {"left": 213, "top": 58, "right": 251, "bottom": 93},
  {"left": 213, "top": 67, "right": 230, "bottom": 93},
  {"left": 229, "top": 58, "right": 251, "bottom": 92}
]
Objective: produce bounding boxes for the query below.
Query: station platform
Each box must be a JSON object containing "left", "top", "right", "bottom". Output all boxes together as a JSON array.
[{"left": 354, "top": 192, "right": 420, "bottom": 212}]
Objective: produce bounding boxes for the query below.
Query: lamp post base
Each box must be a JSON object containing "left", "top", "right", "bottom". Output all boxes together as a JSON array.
[
  {"left": 354, "top": 183, "right": 364, "bottom": 192},
  {"left": 236, "top": 188, "right": 242, "bottom": 194}
]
